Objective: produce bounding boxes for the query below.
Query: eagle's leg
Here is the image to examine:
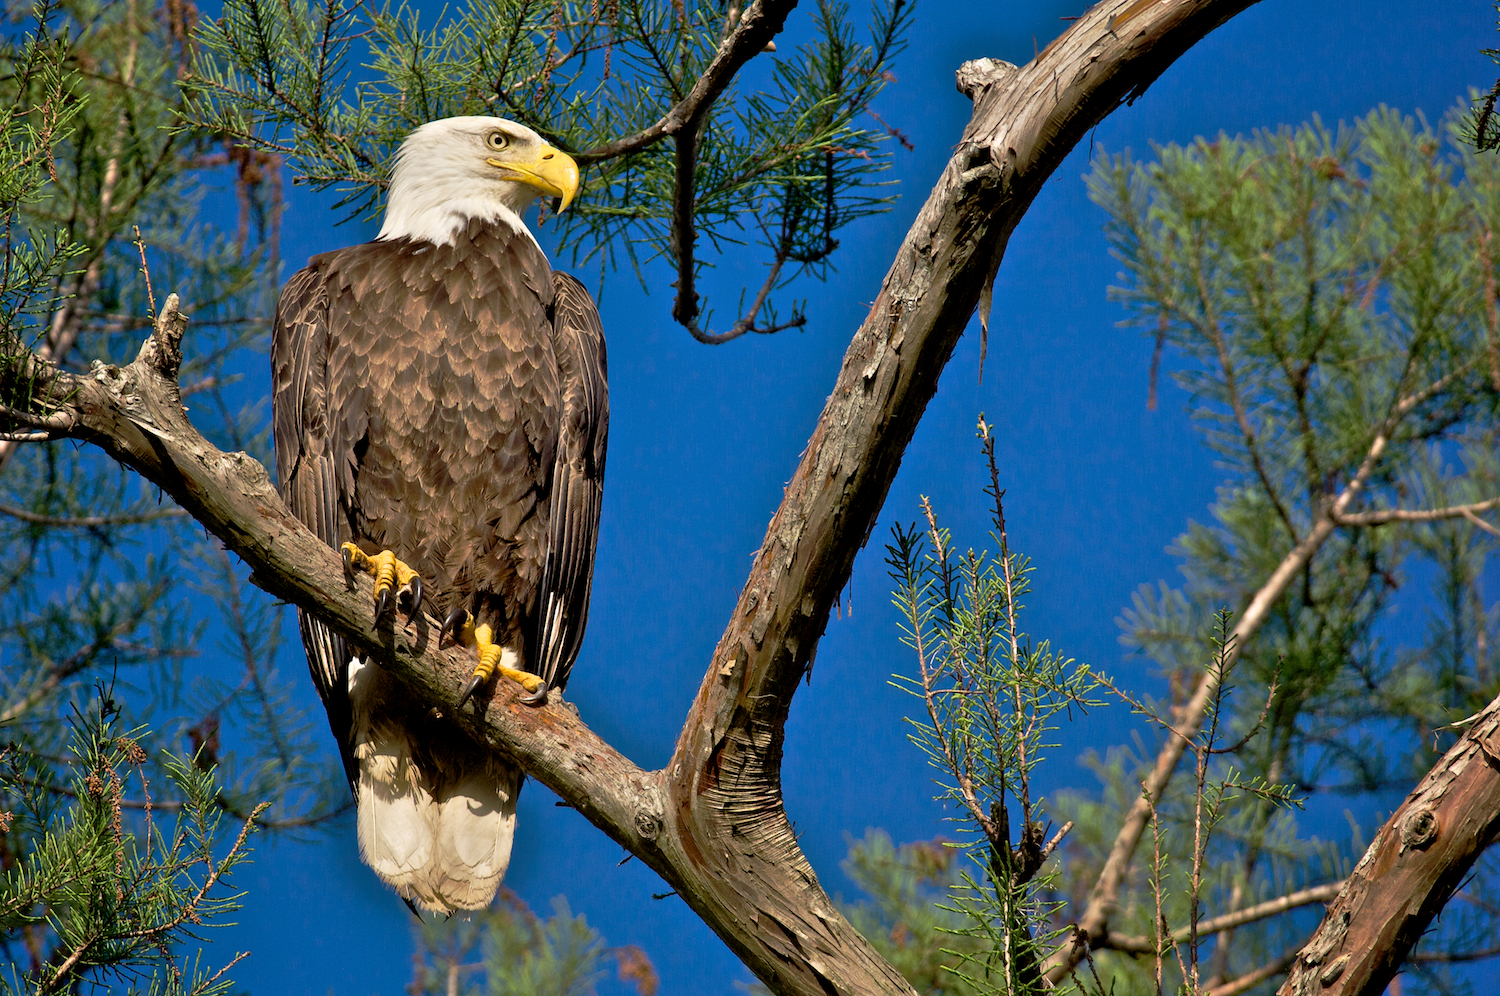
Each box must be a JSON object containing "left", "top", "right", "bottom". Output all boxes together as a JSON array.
[
  {"left": 440, "top": 610, "right": 548, "bottom": 708},
  {"left": 341, "top": 543, "right": 424, "bottom": 624}
]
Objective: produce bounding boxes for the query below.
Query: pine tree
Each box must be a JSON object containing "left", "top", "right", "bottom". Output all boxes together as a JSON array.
[
  {"left": 0, "top": 0, "right": 345, "bottom": 987},
  {"left": 1049, "top": 107, "right": 1500, "bottom": 992}
]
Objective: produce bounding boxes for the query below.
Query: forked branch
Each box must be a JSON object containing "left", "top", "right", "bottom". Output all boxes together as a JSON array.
[
  {"left": 576, "top": 0, "right": 799, "bottom": 163},
  {"left": 6, "top": 3, "right": 1264, "bottom": 993},
  {"left": 1045, "top": 362, "right": 1478, "bottom": 983}
]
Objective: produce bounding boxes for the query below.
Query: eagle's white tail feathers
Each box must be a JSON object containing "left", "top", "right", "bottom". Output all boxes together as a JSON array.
[
  {"left": 432, "top": 764, "right": 520, "bottom": 908},
  {"left": 349, "top": 657, "right": 517, "bottom": 912}
]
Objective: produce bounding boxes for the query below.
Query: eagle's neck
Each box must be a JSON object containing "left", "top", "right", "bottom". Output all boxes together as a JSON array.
[{"left": 377, "top": 170, "right": 540, "bottom": 249}]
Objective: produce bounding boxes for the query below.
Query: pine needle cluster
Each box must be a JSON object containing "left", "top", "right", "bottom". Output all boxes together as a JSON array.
[
  {"left": 407, "top": 892, "right": 659, "bottom": 996},
  {"left": 1, "top": 688, "right": 262, "bottom": 995},
  {"left": 183, "top": 0, "right": 916, "bottom": 340},
  {"left": 886, "top": 419, "right": 1102, "bottom": 996}
]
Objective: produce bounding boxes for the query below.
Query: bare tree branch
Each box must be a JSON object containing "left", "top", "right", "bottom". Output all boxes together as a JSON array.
[
  {"left": 0, "top": 502, "right": 189, "bottom": 528},
  {"left": 1410, "top": 942, "right": 1500, "bottom": 963},
  {"left": 1104, "top": 881, "right": 1344, "bottom": 953},
  {"left": 1333, "top": 496, "right": 1500, "bottom": 527},
  {"left": 1044, "top": 360, "right": 1479, "bottom": 984},
  {"left": 1208, "top": 946, "right": 1300, "bottom": 996},
  {"left": 575, "top": 0, "right": 798, "bottom": 163}
]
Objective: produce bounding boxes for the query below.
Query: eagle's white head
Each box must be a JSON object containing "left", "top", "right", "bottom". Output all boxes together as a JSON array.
[{"left": 377, "top": 116, "right": 580, "bottom": 247}]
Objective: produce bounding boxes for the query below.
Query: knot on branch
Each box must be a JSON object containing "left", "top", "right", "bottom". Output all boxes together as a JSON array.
[
  {"left": 1398, "top": 807, "right": 1439, "bottom": 852},
  {"left": 955, "top": 58, "right": 1017, "bottom": 99},
  {"left": 134, "top": 294, "right": 186, "bottom": 382},
  {"left": 634, "top": 810, "right": 662, "bottom": 841}
]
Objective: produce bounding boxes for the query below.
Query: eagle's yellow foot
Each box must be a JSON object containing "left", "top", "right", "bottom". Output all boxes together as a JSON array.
[
  {"left": 438, "top": 608, "right": 549, "bottom": 708},
  {"left": 341, "top": 543, "right": 424, "bottom": 624}
]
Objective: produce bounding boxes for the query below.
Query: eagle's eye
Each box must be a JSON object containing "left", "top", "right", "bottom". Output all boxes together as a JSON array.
[{"left": 485, "top": 131, "right": 510, "bottom": 152}]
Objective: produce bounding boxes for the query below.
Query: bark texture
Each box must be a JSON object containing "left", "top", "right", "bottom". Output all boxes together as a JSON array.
[
  {"left": 1277, "top": 693, "right": 1500, "bottom": 996},
  {"left": 8, "top": 2, "right": 1261, "bottom": 993}
]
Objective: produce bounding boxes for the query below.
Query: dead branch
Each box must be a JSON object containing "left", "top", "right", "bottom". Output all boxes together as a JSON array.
[
  {"left": 0, "top": 502, "right": 189, "bottom": 528},
  {"left": 1104, "top": 881, "right": 1344, "bottom": 953},
  {"left": 1332, "top": 496, "right": 1500, "bottom": 527},
  {"left": 1209, "top": 946, "right": 1300, "bottom": 996},
  {"left": 576, "top": 0, "right": 796, "bottom": 163}
]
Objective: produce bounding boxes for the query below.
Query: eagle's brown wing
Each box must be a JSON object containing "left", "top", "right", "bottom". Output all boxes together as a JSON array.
[
  {"left": 271, "top": 261, "right": 359, "bottom": 789},
  {"left": 533, "top": 272, "right": 609, "bottom": 692}
]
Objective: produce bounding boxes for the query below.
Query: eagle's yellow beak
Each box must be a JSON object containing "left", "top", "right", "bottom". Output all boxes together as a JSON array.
[{"left": 488, "top": 145, "right": 579, "bottom": 212}]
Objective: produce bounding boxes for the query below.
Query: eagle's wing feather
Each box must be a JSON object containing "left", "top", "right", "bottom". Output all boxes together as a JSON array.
[
  {"left": 533, "top": 272, "right": 609, "bottom": 691},
  {"left": 271, "top": 261, "right": 358, "bottom": 790}
]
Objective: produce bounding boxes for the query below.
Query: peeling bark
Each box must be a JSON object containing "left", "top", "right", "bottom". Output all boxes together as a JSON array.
[
  {"left": 1277, "top": 694, "right": 1500, "bottom": 996},
  {"left": 7, "top": 2, "right": 1262, "bottom": 993}
]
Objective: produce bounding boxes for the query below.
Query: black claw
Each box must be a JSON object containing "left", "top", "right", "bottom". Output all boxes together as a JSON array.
[
  {"left": 520, "top": 680, "right": 550, "bottom": 706},
  {"left": 438, "top": 606, "right": 468, "bottom": 647},
  {"left": 404, "top": 576, "right": 424, "bottom": 624},
  {"left": 375, "top": 587, "right": 393, "bottom": 623},
  {"left": 457, "top": 674, "right": 484, "bottom": 709},
  {"left": 342, "top": 545, "right": 356, "bottom": 587}
]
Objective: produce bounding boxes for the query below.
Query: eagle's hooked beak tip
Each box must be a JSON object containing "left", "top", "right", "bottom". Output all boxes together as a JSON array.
[
  {"left": 547, "top": 149, "right": 579, "bottom": 214},
  {"left": 490, "top": 145, "right": 579, "bottom": 215}
]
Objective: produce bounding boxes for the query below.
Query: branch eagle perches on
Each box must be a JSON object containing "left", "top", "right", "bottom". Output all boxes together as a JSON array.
[{"left": 8, "top": 2, "right": 1267, "bottom": 993}]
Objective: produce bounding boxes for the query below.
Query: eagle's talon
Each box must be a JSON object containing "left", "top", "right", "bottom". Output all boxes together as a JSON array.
[
  {"left": 403, "top": 577, "right": 424, "bottom": 624},
  {"left": 520, "top": 680, "right": 549, "bottom": 706},
  {"left": 341, "top": 544, "right": 356, "bottom": 587},
  {"left": 439, "top": 607, "right": 470, "bottom": 648},
  {"left": 457, "top": 673, "right": 485, "bottom": 709},
  {"left": 375, "top": 587, "right": 394, "bottom": 623}
]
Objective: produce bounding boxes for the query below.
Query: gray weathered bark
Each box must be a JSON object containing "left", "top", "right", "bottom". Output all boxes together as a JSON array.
[{"left": 4, "top": 2, "right": 1261, "bottom": 992}]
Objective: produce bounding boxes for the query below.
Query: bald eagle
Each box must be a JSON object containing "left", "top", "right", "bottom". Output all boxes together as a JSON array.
[{"left": 271, "top": 117, "right": 608, "bottom": 912}]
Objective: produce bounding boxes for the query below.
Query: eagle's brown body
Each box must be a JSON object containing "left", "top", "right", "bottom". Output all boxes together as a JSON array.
[{"left": 272, "top": 209, "right": 607, "bottom": 910}]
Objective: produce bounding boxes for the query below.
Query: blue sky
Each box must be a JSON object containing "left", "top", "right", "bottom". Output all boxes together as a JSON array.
[{"left": 213, "top": 2, "right": 1500, "bottom": 993}]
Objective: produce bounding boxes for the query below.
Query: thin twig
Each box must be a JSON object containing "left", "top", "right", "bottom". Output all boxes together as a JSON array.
[
  {"left": 133, "top": 225, "right": 155, "bottom": 316},
  {"left": 1203, "top": 946, "right": 1300, "bottom": 996},
  {"left": 1332, "top": 496, "right": 1500, "bottom": 527},
  {"left": 1105, "top": 881, "right": 1345, "bottom": 953},
  {"left": 576, "top": 0, "right": 796, "bottom": 163},
  {"left": 1046, "top": 357, "right": 1451, "bottom": 982},
  {"left": 0, "top": 502, "right": 189, "bottom": 528}
]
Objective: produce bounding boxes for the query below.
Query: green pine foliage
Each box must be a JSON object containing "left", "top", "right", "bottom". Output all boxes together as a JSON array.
[
  {"left": 885, "top": 419, "right": 1103, "bottom": 996},
  {"left": 0, "top": 0, "right": 348, "bottom": 986},
  {"left": 1053, "top": 108, "right": 1500, "bottom": 990},
  {"left": 842, "top": 830, "right": 985, "bottom": 996},
  {"left": 183, "top": 0, "right": 915, "bottom": 337},
  {"left": 1, "top": 688, "right": 263, "bottom": 995},
  {"left": 1461, "top": 3, "right": 1500, "bottom": 152},
  {"left": 1089, "top": 105, "right": 1500, "bottom": 809},
  {"left": 407, "top": 892, "right": 659, "bottom": 996},
  {"left": 0, "top": 0, "right": 346, "bottom": 837}
]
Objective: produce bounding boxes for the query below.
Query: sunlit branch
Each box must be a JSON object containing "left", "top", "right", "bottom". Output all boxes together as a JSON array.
[
  {"left": 1047, "top": 358, "right": 1461, "bottom": 982},
  {"left": 575, "top": 0, "right": 797, "bottom": 163},
  {"left": 1332, "top": 496, "right": 1500, "bottom": 528},
  {"left": 1206, "top": 946, "right": 1300, "bottom": 996},
  {"left": 1104, "top": 881, "right": 1345, "bottom": 953}
]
